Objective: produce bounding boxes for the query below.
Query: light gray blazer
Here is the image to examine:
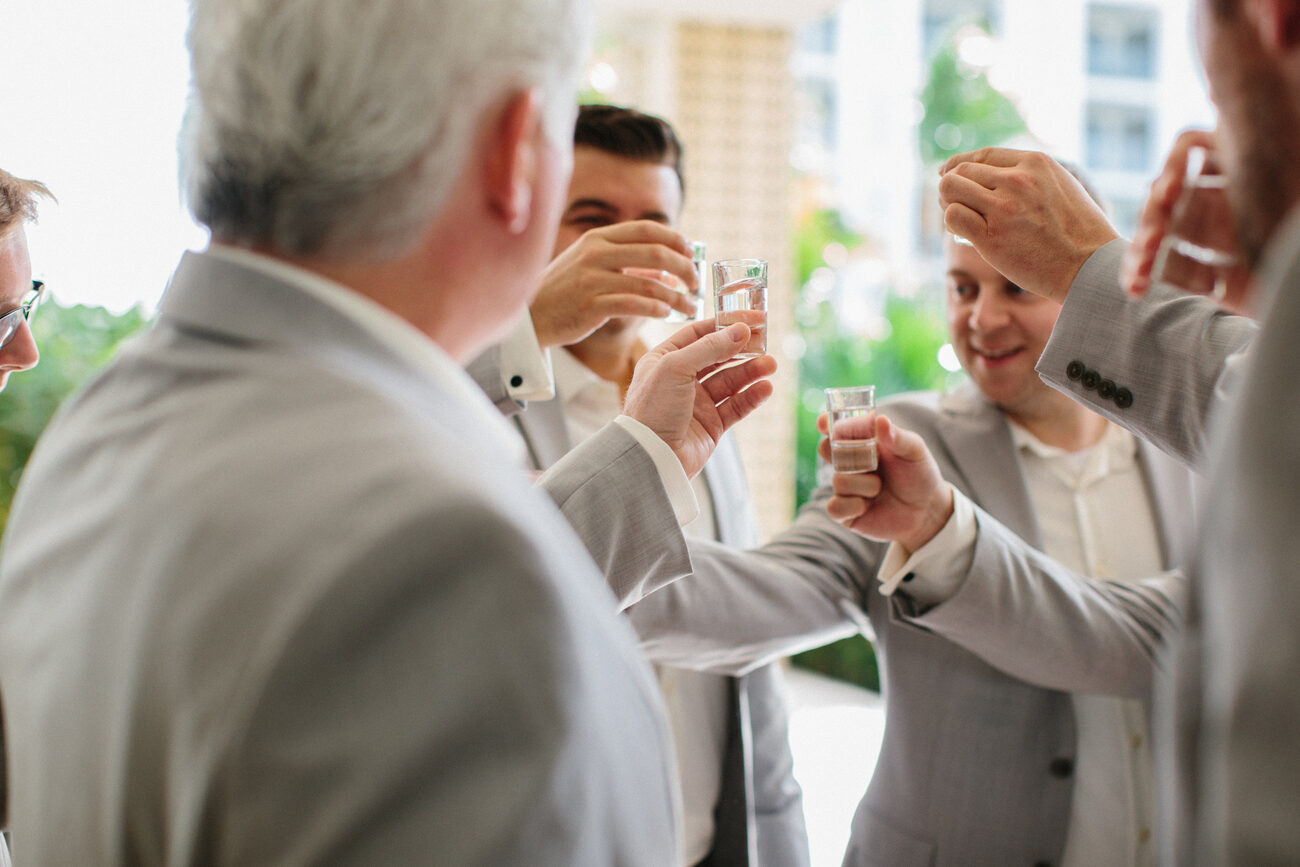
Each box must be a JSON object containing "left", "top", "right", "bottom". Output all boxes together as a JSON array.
[
  {"left": 628, "top": 383, "right": 1196, "bottom": 866},
  {"left": 1037, "top": 237, "right": 1300, "bottom": 865},
  {"left": 0, "top": 250, "right": 693, "bottom": 866},
  {"left": 511, "top": 392, "right": 810, "bottom": 867}
]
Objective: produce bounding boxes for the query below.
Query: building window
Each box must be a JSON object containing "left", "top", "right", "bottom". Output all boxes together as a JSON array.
[
  {"left": 1086, "top": 102, "right": 1153, "bottom": 173},
  {"left": 1087, "top": 4, "right": 1158, "bottom": 79}
]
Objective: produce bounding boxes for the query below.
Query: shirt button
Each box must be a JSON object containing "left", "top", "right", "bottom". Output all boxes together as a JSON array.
[
  {"left": 1131, "top": 734, "right": 1143, "bottom": 749},
  {"left": 1139, "top": 828, "right": 1152, "bottom": 843}
]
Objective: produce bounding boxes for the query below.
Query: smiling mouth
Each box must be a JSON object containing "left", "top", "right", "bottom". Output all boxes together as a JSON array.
[{"left": 974, "top": 347, "right": 1022, "bottom": 361}]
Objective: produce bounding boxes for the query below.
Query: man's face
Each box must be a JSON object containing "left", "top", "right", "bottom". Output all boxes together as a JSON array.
[
  {"left": 0, "top": 226, "right": 40, "bottom": 391},
  {"left": 552, "top": 145, "right": 683, "bottom": 257},
  {"left": 1196, "top": 0, "right": 1300, "bottom": 268},
  {"left": 945, "top": 237, "right": 1062, "bottom": 423}
]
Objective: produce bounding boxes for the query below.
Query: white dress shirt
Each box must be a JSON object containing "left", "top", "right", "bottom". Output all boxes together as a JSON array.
[
  {"left": 882, "top": 420, "right": 1162, "bottom": 867},
  {"left": 551, "top": 347, "right": 728, "bottom": 867}
]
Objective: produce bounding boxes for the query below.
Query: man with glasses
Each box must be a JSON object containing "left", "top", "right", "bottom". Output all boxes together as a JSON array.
[
  {"left": 0, "top": 168, "right": 49, "bottom": 867},
  {"left": 0, "top": 170, "right": 47, "bottom": 391}
]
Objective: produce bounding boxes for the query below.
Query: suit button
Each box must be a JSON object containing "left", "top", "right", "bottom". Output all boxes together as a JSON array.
[
  {"left": 1066, "top": 360, "right": 1085, "bottom": 380},
  {"left": 1081, "top": 370, "right": 1100, "bottom": 390},
  {"left": 509, "top": 375, "right": 524, "bottom": 388},
  {"left": 1097, "top": 379, "right": 1116, "bottom": 400},
  {"left": 1049, "top": 757, "right": 1074, "bottom": 778},
  {"left": 1033, "top": 862, "right": 1053, "bottom": 867},
  {"left": 1115, "top": 387, "right": 1134, "bottom": 409}
]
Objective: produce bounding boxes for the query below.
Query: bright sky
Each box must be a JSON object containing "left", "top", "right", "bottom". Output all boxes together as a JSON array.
[{"left": 4, "top": 0, "right": 206, "bottom": 314}]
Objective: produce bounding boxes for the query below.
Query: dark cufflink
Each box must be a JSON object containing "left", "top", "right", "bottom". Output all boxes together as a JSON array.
[
  {"left": 1066, "top": 360, "right": 1086, "bottom": 380},
  {"left": 509, "top": 375, "right": 524, "bottom": 388},
  {"left": 902, "top": 572, "right": 915, "bottom": 583},
  {"left": 1097, "top": 379, "right": 1116, "bottom": 400},
  {"left": 1081, "top": 369, "right": 1100, "bottom": 390},
  {"left": 1115, "top": 387, "right": 1134, "bottom": 409}
]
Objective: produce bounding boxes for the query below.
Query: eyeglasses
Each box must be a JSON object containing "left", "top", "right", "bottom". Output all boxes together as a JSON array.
[{"left": 0, "top": 280, "right": 45, "bottom": 350}]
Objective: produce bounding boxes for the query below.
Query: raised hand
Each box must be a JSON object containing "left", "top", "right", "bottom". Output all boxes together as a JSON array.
[
  {"left": 938, "top": 148, "right": 1119, "bottom": 304},
  {"left": 1119, "top": 129, "right": 1254, "bottom": 314},
  {"left": 623, "top": 319, "right": 777, "bottom": 479},
  {"left": 530, "top": 220, "right": 700, "bottom": 348}
]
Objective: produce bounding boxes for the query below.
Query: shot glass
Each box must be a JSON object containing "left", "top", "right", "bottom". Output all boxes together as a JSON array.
[
  {"left": 667, "top": 241, "right": 707, "bottom": 322},
  {"left": 825, "top": 386, "right": 878, "bottom": 474},
  {"left": 712, "top": 258, "right": 768, "bottom": 359},
  {"left": 1151, "top": 146, "right": 1240, "bottom": 301}
]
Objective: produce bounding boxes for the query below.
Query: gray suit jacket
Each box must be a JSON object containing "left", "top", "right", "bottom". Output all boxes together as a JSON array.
[
  {"left": 0, "top": 250, "right": 692, "bottom": 866},
  {"left": 1037, "top": 236, "right": 1300, "bottom": 865},
  {"left": 511, "top": 392, "right": 810, "bottom": 867},
  {"left": 628, "top": 383, "right": 1195, "bottom": 866}
]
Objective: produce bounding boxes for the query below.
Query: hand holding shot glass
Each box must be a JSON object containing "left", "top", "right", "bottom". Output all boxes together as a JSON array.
[
  {"left": 624, "top": 240, "right": 708, "bottom": 321},
  {"left": 1150, "top": 145, "right": 1251, "bottom": 309},
  {"left": 713, "top": 258, "right": 768, "bottom": 359},
  {"left": 825, "top": 386, "right": 878, "bottom": 473}
]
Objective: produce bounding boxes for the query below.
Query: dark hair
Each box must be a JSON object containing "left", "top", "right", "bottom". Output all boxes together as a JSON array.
[{"left": 574, "top": 104, "right": 685, "bottom": 197}]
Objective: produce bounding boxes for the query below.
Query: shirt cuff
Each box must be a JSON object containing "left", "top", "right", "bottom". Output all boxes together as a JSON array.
[
  {"left": 499, "top": 310, "right": 555, "bottom": 402},
  {"left": 877, "top": 485, "right": 976, "bottom": 605},
  {"left": 612, "top": 415, "right": 701, "bottom": 527}
]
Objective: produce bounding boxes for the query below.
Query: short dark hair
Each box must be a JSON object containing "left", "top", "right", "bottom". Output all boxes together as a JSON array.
[{"left": 574, "top": 104, "right": 685, "bottom": 197}]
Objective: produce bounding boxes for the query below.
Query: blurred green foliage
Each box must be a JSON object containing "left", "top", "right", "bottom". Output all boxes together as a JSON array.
[
  {"left": 0, "top": 302, "right": 150, "bottom": 528},
  {"left": 789, "top": 17, "right": 1026, "bottom": 692},
  {"left": 917, "top": 18, "right": 1028, "bottom": 166}
]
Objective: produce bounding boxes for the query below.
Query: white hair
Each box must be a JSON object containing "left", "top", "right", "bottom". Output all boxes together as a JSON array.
[{"left": 180, "top": 0, "right": 589, "bottom": 260}]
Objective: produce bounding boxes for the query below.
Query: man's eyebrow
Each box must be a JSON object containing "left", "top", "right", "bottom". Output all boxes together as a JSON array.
[{"left": 564, "top": 198, "right": 618, "bottom": 214}]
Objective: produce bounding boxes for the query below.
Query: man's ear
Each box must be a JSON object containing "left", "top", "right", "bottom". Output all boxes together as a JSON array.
[
  {"left": 1249, "top": 0, "right": 1300, "bottom": 51},
  {"left": 485, "top": 88, "right": 542, "bottom": 236}
]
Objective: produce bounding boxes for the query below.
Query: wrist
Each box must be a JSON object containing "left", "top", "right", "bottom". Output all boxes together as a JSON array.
[{"left": 903, "top": 485, "right": 954, "bottom": 553}]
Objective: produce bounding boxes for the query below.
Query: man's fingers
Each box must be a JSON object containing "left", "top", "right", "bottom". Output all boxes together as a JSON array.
[
  {"left": 714, "top": 380, "right": 775, "bottom": 432},
  {"left": 943, "top": 202, "right": 988, "bottom": 246},
  {"left": 831, "top": 471, "right": 882, "bottom": 499},
  {"left": 938, "top": 146, "right": 1025, "bottom": 175},
  {"left": 877, "top": 415, "right": 928, "bottom": 464},
  {"left": 599, "top": 243, "right": 697, "bottom": 291},
  {"left": 937, "top": 169, "right": 998, "bottom": 213},
  {"left": 597, "top": 219, "right": 694, "bottom": 254},
  {"left": 593, "top": 294, "right": 673, "bottom": 322},
  {"left": 825, "top": 493, "right": 868, "bottom": 524},
  {"left": 662, "top": 322, "right": 752, "bottom": 374},
  {"left": 700, "top": 354, "right": 777, "bottom": 404},
  {"left": 617, "top": 272, "right": 699, "bottom": 314}
]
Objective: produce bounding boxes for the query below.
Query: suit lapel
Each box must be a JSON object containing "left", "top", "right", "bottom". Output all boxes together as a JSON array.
[
  {"left": 513, "top": 394, "right": 575, "bottom": 472},
  {"left": 935, "top": 385, "right": 1043, "bottom": 547}
]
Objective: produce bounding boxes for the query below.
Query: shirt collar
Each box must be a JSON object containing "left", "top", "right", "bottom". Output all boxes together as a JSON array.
[
  {"left": 202, "top": 244, "right": 525, "bottom": 465},
  {"left": 1009, "top": 418, "right": 1137, "bottom": 475}
]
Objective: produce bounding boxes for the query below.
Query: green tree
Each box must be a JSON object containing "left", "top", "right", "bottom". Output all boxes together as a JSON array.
[
  {"left": 917, "top": 18, "right": 1028, "bottom": 166},
  {"left": 0, "top": 302, "right": 150, "bottom": 529}
]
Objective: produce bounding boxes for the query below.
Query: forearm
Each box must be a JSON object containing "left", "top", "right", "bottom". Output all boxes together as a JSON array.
[
  {"left": 901, "top": 505, "right": 1186, "bottom": 698},
  {"left": 1038, "top": 240, "right": 1256, "bottom": 468}
]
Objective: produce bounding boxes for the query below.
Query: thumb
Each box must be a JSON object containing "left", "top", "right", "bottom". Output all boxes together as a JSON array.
[
  {"left": 663, "top": 322, "right": 750, "bottom": 375},
  {"left": 877, "top": 415, "right": 927, "bottom": 464}
]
